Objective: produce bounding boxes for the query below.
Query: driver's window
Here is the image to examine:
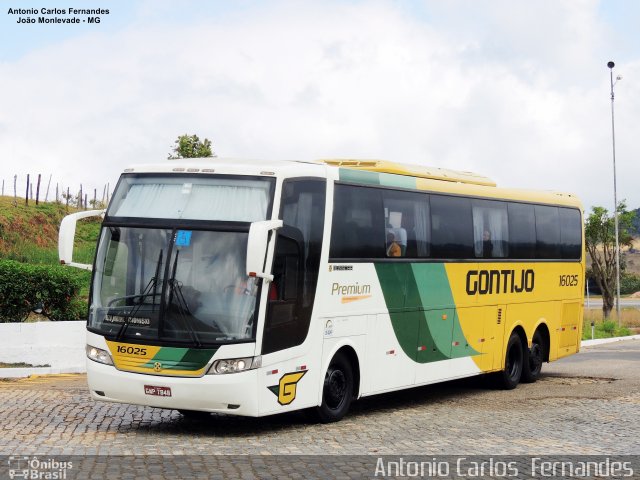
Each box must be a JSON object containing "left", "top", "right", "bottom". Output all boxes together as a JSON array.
[
  {"left": 265, "top": 227, "right": 304, "bottom": 340},
  {"left": 271, "top": 236, "right": 300, "bottom": 302},
  {"left": 262, "top": 178, "right": 326, "bottom": 355}
]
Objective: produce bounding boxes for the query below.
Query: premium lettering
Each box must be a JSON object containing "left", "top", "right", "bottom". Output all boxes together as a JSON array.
[{"left": 331, "top": 282, "right": 371, "bottom": 296}]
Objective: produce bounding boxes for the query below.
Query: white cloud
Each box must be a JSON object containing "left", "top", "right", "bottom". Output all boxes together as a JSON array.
[{"left": 0, "top": 0, "right": 637, "bottom": 212}]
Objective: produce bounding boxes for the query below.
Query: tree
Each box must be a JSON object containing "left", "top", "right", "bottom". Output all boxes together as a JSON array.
[
  {"left": 585, "top": 201, "right": 636, "bottom": 318},
  {"left": 168, "top": 134, "right": 215, "bottom": 159}
]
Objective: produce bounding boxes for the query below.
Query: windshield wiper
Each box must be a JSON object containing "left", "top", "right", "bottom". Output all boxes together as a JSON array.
[
  {"left": 166, "top": 250, "right": 202, "bottom": 347},
  {"left": 115, "top": 249, "right": 163, "bottom": 341}
]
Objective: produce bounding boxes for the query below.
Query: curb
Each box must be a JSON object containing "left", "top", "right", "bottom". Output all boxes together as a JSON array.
[
  {"left": 581, "top": 334, "right": 640, "bottom": 347},
  {"left": 0, "top": 366, "right": 86, "bottom": 379}
]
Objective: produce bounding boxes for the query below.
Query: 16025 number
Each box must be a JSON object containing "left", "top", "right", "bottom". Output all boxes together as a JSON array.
[
  {"left": 559, "top": 275, "right": 579, "bottom": 287},
  {"left": 117, "top": 345, "right": 148, "bottom": 356}
]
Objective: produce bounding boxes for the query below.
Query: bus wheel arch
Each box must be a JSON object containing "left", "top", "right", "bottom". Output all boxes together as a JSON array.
[
  {"left": 315, "top": 345, "right": 360, "bottom": 423},
  {"left": 522, "top": 324, "right": 550, "bottom": 383}
]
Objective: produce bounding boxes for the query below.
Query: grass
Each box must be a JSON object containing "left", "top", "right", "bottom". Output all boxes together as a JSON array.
[
  {"left": 582, "top": 307, "right": 639, "bottom": 340},
  {"left": 0, "top": 196, "right": 100, "bottom": 265},
  {"left": 0, "top": 195, "right": 100, "bottom": 300},
  {"left": 0, "top": 362, "right": 51, "bottom": 368}
]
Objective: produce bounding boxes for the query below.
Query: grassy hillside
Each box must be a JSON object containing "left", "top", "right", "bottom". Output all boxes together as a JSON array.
[
  {"left": 0, "top": 196, "right": 102, "bottom": 298},
  {"left": 586, "top": 238, "right": 640, "bottom": 277},
  {"left": 628, "top": 238, "right": 640, "bottom": 275},
  {"left": 0, "top": 196, "right": 100, "bottom": 264}
]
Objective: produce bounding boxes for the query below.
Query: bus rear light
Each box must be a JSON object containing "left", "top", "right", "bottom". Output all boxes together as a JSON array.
[{"left": 86, "top": 345, "right": 114, "bottom": 366}]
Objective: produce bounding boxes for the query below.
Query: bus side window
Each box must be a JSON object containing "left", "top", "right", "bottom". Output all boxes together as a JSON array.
[
  {"left": 472, "top": 199, "right": 509, "bottom": 258},
  {"left": 559, "top": 208, "right": 582, "bottom": 260},
  {"left": 262, "top": 178, "right": 326, "bottom": 355},
  {"left": 431, "top": 195, "right": 474, "bottom": 259},
  {"left": 535, "top": 205, "right": 561, "bottom": 259},
  {"left": 508, "top": 202, "right": 536, "bottom": 259},
  {"left": 330, "top": 184, "right": 384, "bottom": 259},
  {"left": 267, "top": 233, "right": 302, "bottom": 326},
  {"left": 381, "top": 189, "right": 430, "bottom": 258}
]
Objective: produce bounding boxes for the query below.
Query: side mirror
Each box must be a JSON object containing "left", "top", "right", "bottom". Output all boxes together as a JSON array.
[
  {"left": 246, "top": 220, "right": 283, "bottom": 281},
  {"left": 58, "top": 209, "right": 105, "bottom": 271}
]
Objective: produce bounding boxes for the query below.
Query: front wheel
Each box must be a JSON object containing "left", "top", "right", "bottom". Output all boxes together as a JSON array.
[
  {"left": 496, "top": 332, "right": 524, "bottom": 390},
  {"left": 315, "top": 353, "right": 354, "bottom": 423},
  {"left": 522, "top": 331, "right": 546, "bottom": 383}
]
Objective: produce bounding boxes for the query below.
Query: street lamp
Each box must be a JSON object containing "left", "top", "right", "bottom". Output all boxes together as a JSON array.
[{"left": 607, "top": 60, "right": 621, "bottom": 325}]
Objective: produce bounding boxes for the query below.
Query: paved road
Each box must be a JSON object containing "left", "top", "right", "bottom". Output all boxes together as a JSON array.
[
  {"left": 585, "top": 299, "right": 640, "bottom": 308},
  {"left": 0, "top": 340, "right": 638, "bottom": 477}
]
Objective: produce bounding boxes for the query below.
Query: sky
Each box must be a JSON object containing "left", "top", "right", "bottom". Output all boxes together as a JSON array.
[{"left": 0, "top": 0, "right": 638, "bottom": 213}]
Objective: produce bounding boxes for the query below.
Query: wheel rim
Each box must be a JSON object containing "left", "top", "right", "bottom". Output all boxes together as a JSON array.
[
  {"left": 324, "top": 368, "right": 347, "bottom": 410},
  {"left": 529, "top": 343, "right": 543, "bottom": 374}
]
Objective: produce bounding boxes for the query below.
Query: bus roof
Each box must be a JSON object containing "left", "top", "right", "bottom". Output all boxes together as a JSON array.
[
  {"left": 322, "top": 159, "right": 496, "bottom": 187},
  {"left": 120, "top": 157, "right": 582, "bottom": 210}
]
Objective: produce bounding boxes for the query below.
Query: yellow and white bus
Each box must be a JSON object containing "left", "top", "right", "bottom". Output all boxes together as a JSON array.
[{"left": 59, "top": 159, "right": 584, "bottom": 422}]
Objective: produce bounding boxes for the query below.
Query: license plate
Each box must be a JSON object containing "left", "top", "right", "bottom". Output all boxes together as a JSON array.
[{"left": 144, "top": 385, "right": 172, "bottom": 397}]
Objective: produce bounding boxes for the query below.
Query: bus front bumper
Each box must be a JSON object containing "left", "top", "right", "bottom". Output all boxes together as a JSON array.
[{"left": 86, "top": 359, "right": 260, "bottom": 416}]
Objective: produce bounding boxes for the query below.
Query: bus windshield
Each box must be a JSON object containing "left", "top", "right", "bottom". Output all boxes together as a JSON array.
[
  {"left": 89, "top": 174, "right": 275, "bottom": 346},
  {"left": 91, "top": 227, "right": 260, "bottom": 345}
]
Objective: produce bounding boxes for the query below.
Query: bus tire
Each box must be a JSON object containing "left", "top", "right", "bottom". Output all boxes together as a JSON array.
[
  {"left": 315, "top": 352, "right": 354, "bottom": 423},
  {"left": 497, "top": 332, "right": 523, "bottom": 390},
  {"left": 522, "top": 331, "right": 545, "bottom": 383}
]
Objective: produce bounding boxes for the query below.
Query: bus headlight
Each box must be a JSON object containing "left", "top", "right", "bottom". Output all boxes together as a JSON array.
[
  {"left": 86, "top": 345, "right": 114, "bottom": 366},
  {"left": 208, "top": 356, "right": 261, "bottom": 374}
]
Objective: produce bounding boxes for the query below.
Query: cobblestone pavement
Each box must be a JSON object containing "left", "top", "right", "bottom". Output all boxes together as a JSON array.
[{"left": 0, "top": 340, "right": 638, "bottom": 458}]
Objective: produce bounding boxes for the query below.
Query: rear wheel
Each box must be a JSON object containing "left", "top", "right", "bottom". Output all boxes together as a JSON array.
[
  {"left": 315, "top": 353, "right": 354, "bottom": 423},
  {"left": 497, "top": 332, "right": 524, "bottom": 390},
  {"left": 522, "top": 331, "right": 546, "bottom": 383}
]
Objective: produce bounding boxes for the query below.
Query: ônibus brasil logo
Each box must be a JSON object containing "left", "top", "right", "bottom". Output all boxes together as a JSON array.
[{"left": 8, "top": 456, "right": 72, "bottom": 479}]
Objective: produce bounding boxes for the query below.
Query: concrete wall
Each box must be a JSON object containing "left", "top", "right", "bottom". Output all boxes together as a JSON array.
[{"left": 0, "top": 321, "right": 86, "bottom": 374}]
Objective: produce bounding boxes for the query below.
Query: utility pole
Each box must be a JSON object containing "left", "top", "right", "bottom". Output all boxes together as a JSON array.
[{"left": 607, "top": 61, "right": 622, "bottom": 325}]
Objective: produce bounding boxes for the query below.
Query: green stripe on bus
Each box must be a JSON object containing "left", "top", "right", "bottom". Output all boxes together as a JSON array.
[
  {"left": 375, "top": 263, "right": 478, "bottom": 363},
  {"left": 142, "top": 347, "right": 217, "bottom": 371},
  {"left": 339, "top": 168, "right": 380, "bottom": 185},
  {"left": 179, "top": 348, "right": 218, "bottom": 368},
  {"left": 339, "top": 168, "right": 417, "bottom": 190},
  {"left": 379, "top": 173, "right": 416, "bottom": 189}
]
